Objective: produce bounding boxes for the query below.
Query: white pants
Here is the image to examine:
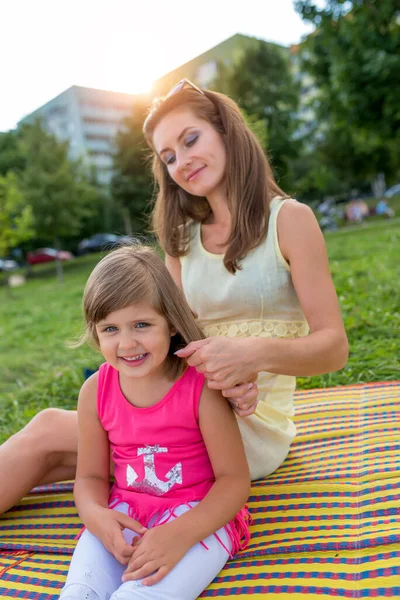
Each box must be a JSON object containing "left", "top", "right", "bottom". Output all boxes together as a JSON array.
[{"left": 59, "top": 502, "right": 231, "bottom": 600}]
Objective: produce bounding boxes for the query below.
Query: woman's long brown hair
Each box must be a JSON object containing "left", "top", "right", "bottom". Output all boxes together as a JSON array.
[{"left": 143, "top": 87, "right": 287, "bottom": 274}]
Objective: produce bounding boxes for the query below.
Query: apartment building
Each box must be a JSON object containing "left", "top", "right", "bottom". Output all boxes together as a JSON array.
[{"left": 18, "top": 85, "right": 137, "bottom": 185}]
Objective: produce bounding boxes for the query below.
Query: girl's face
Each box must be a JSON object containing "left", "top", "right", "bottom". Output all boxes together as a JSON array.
[
  {"left": 152, "top": 106, "right": 227, "bottom": 199},
  {"left": 95, "top": 301, "right": 174, "bottom": 381}
]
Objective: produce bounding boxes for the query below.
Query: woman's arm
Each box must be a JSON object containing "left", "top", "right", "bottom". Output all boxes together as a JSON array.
[
  {"left": 178, "top": 202, "right": 348, "bottom": 386},
  {"left": 123, "top": 386, "right": 250, "bottom": 585},
  {"left": 251, "top": 200, "right": 348, "bottom": 375}
]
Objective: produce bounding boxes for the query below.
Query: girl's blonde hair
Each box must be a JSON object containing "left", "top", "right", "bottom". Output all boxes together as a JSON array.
[
  {"left": 78, "top": 244, "right": 204, "bottom": 380},
  {"left": 143, "top": 85, "right": 287, "bottom": 274}
]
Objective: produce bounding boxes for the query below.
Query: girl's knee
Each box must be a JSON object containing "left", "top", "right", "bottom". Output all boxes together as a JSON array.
[
  {"left": 110, "top": 580, "right": 144, "bottom": 599},
  {"left": 59, "top": 582, "right": 100, "bottom": 600}
]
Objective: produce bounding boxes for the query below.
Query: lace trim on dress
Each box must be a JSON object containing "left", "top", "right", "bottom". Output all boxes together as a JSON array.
[{"left": 201, "top": 319, "right": 309, "bottom": 339}]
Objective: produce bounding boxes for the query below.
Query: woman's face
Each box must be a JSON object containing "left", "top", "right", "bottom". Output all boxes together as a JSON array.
[{"left": 152, "top": 106, "right": 227, "bottom": 198}]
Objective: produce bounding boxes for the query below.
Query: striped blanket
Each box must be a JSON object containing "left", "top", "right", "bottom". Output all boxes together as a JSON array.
[{"left": 1, "top": 380, "right": 399, "bottom": 598}]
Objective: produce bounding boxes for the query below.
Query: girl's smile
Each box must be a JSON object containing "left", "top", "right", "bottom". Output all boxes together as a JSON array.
[{"left": 119, "top": 353, "right": 148, "bottom": 367}]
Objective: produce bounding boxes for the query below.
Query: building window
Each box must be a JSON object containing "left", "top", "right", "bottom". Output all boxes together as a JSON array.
[
  {"left": 86, "top": 133, "right": 113, "bottom": 143},
  {"left": 83, "top": 116, "right": 122, "bottom": 126}
]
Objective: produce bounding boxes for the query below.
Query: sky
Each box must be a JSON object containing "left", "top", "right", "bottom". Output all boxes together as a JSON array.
[{"left": 0, "top": 0, "right": 316, "bottom": 133}]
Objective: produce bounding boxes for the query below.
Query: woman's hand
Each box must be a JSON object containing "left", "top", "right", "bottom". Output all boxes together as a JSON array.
[
  {"left": 85, "top": 506, "right": 147, "bottom": 565},
  {"left": 122, "top": 521, "right": 191, "bottom": 586},
  {"left": 226, "top": 382, "right": 258, "bottom": 417},
  {"left": 175, "top": 337, "right": 259, "bottom": 416}
]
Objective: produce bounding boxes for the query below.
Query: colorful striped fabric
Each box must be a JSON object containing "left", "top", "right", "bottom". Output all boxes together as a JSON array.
[{"left": 1, "top": 380, "right": 399, "bottom": 598}]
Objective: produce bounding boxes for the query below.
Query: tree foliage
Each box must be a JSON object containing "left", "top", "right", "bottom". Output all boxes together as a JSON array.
[
  {"left": 111, "top": 98, "right": 153, "bottom": 235},
  {"left": 213, "top": 40, "right": 301, "bottom": 185},
  {"left": 18, "top": 121, "right": 101, "bottom": 243},
  {"left": 0, "top": 172, "right": 34, "bottom": 257},
  {"left": 0, "top": 132, "right": 26, "bottom": 177},
  {"left": 0, "top": 122, "right": 107, "bottom": 260},
  {"left": 295, "top": 0, "right": 400, "bottom": 187}
]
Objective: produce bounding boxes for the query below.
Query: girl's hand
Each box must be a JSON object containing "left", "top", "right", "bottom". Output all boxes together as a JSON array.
[
  {"left": 122, "top": 521, "right": 191, "bottom": 586},
  {"left": 86, "top": 506, "right": 147, "bottom": 565},
  {"left": 176, "top": 338, "right": 260, "bottom": 415}
]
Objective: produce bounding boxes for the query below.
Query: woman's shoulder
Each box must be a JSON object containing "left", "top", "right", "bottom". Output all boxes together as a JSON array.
[
  {"left": 277, "top": 199, "right": 318, "bottom": 228},
  {"left": 276, "top": 200, "right": 323, "bottom": 260},
  {"left": 184, "top": 219, "right": 200, "bottom": 238},
  {"left": 177, "top": 220, "right": 201, "bottom": 259},
  {"left": 178, "top": 218, "right": 199, "bottom": 235}
]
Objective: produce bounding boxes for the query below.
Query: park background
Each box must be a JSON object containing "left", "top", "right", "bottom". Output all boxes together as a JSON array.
[{"left": 1, "top": 0, "right": 399, "bottom": 443}]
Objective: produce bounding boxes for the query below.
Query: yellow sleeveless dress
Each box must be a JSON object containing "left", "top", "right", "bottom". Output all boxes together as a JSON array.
[{"left": 180, "top": 197, "right": 309, "bottom": 480}]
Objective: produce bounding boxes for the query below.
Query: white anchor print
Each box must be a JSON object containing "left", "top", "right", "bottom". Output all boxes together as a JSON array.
[{"left": 126, "top": 445, "right": 182, "bottom": 496}]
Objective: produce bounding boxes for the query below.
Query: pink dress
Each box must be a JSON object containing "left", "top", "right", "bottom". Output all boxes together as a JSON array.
[{"left": 97, "top": 363, "right": 250, "bottom": 556}]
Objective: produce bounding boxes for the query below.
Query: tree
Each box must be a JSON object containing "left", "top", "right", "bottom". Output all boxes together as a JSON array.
[
  {"left": 212, "top": 41, "right": 301, "bottom": 187},
  {"left": 295, "top": 0, "right": 400, "bottom": 188},
  {"left": 0, "top": 172, "right": 34, "bottom": 257},
  {"left": 111, "top": 98, "right": 153, "bottom": 236},
  {"left": 0, "top": 173, "right": 34, "bottom": 291},
  {"left": 19, "top": 121, "right": 102, "bottom": 281},
  {"left": 0, "top": 132, "right": 26, "bottom": 176}
]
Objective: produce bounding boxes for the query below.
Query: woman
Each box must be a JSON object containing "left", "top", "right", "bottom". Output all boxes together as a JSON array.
[
  {"left": 0, "top": 80, "right": 348, "bottom": 512},
  {"left": 141, "top": 79, "right": 348, "bottom": 480}
]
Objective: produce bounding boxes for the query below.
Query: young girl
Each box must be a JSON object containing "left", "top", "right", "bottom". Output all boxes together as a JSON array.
[{"left": 59, "top": 244, "right": 251, "bottom": 600}]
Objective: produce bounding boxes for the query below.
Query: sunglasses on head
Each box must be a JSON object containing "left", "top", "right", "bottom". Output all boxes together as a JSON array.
[{"left": 165, "top": 78, "right": 205, "bottom": 99}]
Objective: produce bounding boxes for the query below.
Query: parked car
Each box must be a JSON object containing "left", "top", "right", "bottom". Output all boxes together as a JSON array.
[
  {"left": 0, "top": 258, "right": 19, "bottom": 272},
  {"left": 77, "top": 233, "right": 129, "bottom": 255},
  {"left": 26, "top": 248, "right": 74, "bottom": 265}
]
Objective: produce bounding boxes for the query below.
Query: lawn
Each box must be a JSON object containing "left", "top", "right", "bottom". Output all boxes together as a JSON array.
[{"left": 1, "top": 220, "right": 399, "bottom": 443}]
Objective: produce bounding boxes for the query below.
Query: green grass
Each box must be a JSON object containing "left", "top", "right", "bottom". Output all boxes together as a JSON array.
[
  {"left": 1, "top": 221, "right": 399, "bottom": 442},
  {"left": 298, "top": 220, "right": 400, "bottom": 388},
  {"left": 0, "top": 256, "right": 102, "bottom": 442}
]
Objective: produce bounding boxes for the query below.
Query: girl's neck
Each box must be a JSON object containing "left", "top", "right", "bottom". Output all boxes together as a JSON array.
[{"left": 119, "top": 369, "right": 176, "bottom": 409}]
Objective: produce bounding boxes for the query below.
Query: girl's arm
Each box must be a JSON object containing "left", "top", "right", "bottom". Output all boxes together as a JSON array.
[
  {"left": 74, "top": 372, "right": 111, "bottom": 519},
  {"left": 74, "top": 373, "right": 146, "bottom": 564},
  {"left": 123, "top": 386, "right": 250, "bottom": 585},
  {"left": 177, "top": 202, "right": 348, "bottom": 388},
  {"left": 166, "top": 384, "right": 251, "bottom": 541}
]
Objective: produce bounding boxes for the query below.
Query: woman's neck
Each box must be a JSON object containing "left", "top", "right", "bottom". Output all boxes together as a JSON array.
[{"left": 205, "top": 189, "right": 231, "bottom": 227}]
